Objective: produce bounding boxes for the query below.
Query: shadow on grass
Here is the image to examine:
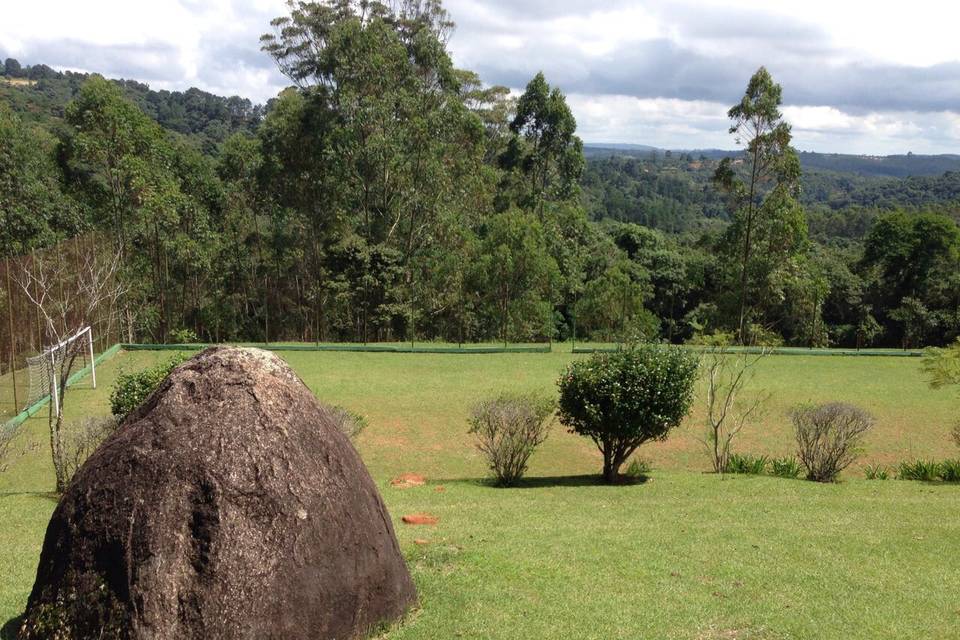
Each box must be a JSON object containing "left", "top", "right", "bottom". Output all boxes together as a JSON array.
[
  {"left": 0, "top": 491, "right": 59, "bottom": 503},
  {"left": 434, "top": 474, "right": 651, "bottom": 489},
  {"left": 1, "top": 615, "right": 23, "bottom": 640}
]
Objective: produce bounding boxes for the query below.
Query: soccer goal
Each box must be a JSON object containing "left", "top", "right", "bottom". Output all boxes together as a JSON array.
[{"left": 23, "top": 326, "right": 96, "bottom": 416}]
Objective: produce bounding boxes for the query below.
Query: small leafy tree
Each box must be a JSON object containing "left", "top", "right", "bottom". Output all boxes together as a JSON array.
[
  {"left": 468, "top": 392, "right": 555, "bottom": 486},
  {"left": 855, "top": 313, "right": 883, "bottom": 351},
  {"left": 792, "top": 402, "right": 874, "bottom": 482},
  {"left": 558, "top": 345, "right": 699, "bottom": 483},
  {"left": 924, "top": 339, "right": 960, "bottom": 389}
]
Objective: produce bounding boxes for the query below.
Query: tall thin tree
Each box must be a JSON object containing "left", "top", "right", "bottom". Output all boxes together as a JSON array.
[{"left": 714, "top": 67, "right": 801, "bottom": 344}]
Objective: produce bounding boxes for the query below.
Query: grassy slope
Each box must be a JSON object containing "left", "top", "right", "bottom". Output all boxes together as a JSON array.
[{"left": 1, "top": 348, "right": 958, "bottom": 639}]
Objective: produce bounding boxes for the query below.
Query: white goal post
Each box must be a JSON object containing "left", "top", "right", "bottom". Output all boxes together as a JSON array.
[{"left": 23, "top": 326, "right": 96, "bottom": 417}]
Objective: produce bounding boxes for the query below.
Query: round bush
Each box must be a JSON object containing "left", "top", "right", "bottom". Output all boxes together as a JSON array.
[{"left": 557, "top": 345, "right": 699, "bottom": 483}]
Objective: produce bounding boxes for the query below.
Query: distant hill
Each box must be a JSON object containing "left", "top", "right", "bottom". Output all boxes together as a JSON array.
[
  {"left": 0, "top": 57, "right": 263, "bottom": 153},
  {"left": 797, "top": 151, "right": 960, "bottom": 178},
  {"left": 582, "top": 151, "right": 960, "bottom": 238},
  {"left": 583, "top": 143, "right": 660, "bottom": 156},
  {"left": 584, "top": 145, "right": 729, "bottom": 161},
  {"left": 584, "top": 144, "right": 960, "bottom": 178}
]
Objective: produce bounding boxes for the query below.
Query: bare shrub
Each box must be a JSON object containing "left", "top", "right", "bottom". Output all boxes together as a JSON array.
[
  {"left": 699, "top": 339, "right": 770, "bottom": 474},
  {"left": 16, "top": 247, "right": 124, "bottom": 493},
  {"left": 0, "top": 425, "right": 21, "bottom": 473},
  {"left": 952, "top": 422, "right": 960, "bottom": 451},
  {"left": 792, "top": 403, "right": 874, "bottom": 482},
  {"left": 469, "top": 392, "right": 555, "bottom": 486},
  {"left": 321, "top": 405, "right": 368, "bottom": 441},
  {"left": 62, "top": 416, "right": 119, "bottom": 485}
]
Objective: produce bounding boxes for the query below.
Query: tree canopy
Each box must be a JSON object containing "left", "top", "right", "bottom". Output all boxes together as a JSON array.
[{"left": 1, "top": 2, "right": 959, "bottom": 350}]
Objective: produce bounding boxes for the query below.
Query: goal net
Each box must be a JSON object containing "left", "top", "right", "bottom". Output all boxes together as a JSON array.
[{"left": 23, "top": 327, "right": 96, "bottom": 416}]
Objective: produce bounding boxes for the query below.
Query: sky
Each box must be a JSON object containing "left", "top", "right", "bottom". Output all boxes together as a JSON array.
[{"left": 1, "top": 0, "right": 959, "bottom": 155}]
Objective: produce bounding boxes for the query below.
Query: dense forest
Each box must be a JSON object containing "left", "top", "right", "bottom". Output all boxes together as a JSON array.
[{"left": 1, "top": 0, "right": 959, "bottom": 349}]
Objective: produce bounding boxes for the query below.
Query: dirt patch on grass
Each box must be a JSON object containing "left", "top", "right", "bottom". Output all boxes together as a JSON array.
[
  {"left": 696, "top": 626, "right": 787, "bottom": 640},
  {"left": 391, "top": 473, "right": 427, "bottom": 489}
]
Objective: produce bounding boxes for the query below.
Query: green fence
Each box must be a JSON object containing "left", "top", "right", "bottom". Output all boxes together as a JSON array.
[
  {"left": 121, "top": 343, "right": 553, "bottom": 354},
  {"left": 124, "top": 341, "right": 925, "bottom": 357},
  {"left": 572, "top": 345, "right": 925, "bottom": 357}
]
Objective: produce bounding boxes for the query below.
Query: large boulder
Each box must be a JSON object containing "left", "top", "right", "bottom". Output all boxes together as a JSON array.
[{"left": 19, "top": 347, "right": 416, "bottom": 640}]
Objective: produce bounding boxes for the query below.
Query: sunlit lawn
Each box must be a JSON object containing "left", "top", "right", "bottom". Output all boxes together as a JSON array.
[{"left": 1, "top": 347, "right": 958, "bottom": 639}]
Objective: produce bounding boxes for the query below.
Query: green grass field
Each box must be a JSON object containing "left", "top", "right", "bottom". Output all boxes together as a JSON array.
[{"left": 1, "top": 348, "right": 959, "bottom": 639}]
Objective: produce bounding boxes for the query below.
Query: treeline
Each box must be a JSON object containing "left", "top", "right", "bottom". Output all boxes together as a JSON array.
[
  {"left": 583, "top": 155, "right": 960, "bottom": 348},
  {"left": 1, "top": 0, "right": 959, "bottom": 349}
]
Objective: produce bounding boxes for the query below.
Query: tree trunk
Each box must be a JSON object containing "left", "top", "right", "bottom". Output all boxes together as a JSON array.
[
  {"left": 737, "top": 143, "right": 762, "bottom": 346},
  {"left": 53, "top": 411, "right": 67, "bottom": 494},
  {"left": 601, "top": 445, "right": 620, "bottom": 484}
]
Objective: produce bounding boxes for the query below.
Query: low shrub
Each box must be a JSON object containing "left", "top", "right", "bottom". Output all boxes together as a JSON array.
[
  {"left": 110, "top": 354, "right": 187, "bottom": 420},
  {"left": 624, "top": 457, "right": 652, "bottom": 481},
  {"left": 322, "top": 405, "right": 368, "bottom": 440},
  {"left": 792, "top": 402, "right": 874, "bottom": 482},
  {"left": 864, "top": 464, "right": 889, "bottom": 480},
  {"left": 169, "top": 328, "right": 200, "bottom": 344},
  {"left": 897, "top": 460, "right": 941, "bottom": 482},
  {"left": 468, "top": 392, "right": 555, "bottom": 486},
  {"left": 0, "top": 425, "right": 20, "bottom": 474},
  {"left": 724, "top": 453, "right": 769, "bottom": 475},
  {"left": 939, "top": 459, "right": 960, "bottom": 482},
  {"left": 896, "top": 459, "right": 960, "bottom": 482},
  {"left": 770, "top": 456, "right": 801, "bottom": 479}
]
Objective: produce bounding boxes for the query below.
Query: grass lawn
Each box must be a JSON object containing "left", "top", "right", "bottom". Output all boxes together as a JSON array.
[{"left": 1, "top": 347, "right": 958, "bottom": 639}]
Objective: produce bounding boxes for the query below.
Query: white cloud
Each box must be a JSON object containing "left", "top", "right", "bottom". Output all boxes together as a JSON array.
[
  {"left": 783, "top": 106, "right": 858, "bottom": 132},
  {"left": 448, "top": 0, "right": 960, "bottom": 154},
  {"left": 0, "top": 0, "right": 290, "bottom": 102},
  {"left": 780, "top": 106, "right": 959, "bottom": 154},
  {"left": 679, "top": 0, "right": 960, "bottom": 68},
  {"left": 2, "top": 0, "right": 960, "bottom": 153},
  {"left": 568, "top": 94, "right": 731, "bottom": 148}
]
